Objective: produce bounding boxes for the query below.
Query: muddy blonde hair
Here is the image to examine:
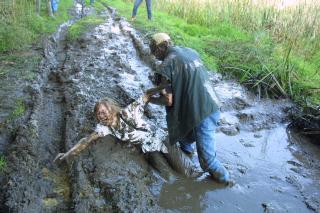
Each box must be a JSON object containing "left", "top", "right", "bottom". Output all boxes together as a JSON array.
[{"left": 94, "top": 98, "right": 121, "bottom": 126}]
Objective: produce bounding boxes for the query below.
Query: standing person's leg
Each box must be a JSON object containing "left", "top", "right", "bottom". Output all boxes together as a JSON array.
[
  {"left": 132, "top": 0, "right": 143, "bottom": 20},
  {"left": 195, "top": 111, "right": 231, "bottom": 183},
  {"left": 145, "top": 0, "right": 152, "bottom": 20},
  {"left": 51, "top": 0, "right": 58, "bottom": 13}
]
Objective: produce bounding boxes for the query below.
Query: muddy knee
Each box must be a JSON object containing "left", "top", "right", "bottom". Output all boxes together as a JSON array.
[{"left": 145, "top": 152, "right": 177, "bottom": 182}]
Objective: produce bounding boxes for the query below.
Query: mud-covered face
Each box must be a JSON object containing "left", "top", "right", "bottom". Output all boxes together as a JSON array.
[
  {"left": 150, "top": 41, "right": 168, "bottom": 61},
  {"left": 96, "top": 104, "right": 113, "bottom": 125}
]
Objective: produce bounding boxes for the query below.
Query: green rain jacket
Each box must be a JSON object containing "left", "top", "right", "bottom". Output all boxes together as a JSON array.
[{"left": 156, "top": 46, "right": 220, "bottom": 145}]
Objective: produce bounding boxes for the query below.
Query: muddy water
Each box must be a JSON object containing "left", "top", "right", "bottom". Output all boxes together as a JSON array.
[{"left": 1, "top": 3, "right": 319, "bottom": 213}]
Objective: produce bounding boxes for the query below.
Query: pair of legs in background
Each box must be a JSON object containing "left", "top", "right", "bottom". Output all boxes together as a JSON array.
[
  {"left": 179, "top": 111, "right": 230, "bottom": 183},
  {"left": 132, "top": 0, "right": 152, "bottom": 20}
]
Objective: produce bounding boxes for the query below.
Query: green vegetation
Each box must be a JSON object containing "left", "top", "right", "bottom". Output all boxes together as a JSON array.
[
  {"left": 12, "top": 99, "right": 26, "bottom": 118},
  {"left": 86, "top": 0, "right": 106, "bottom": 13},
  {"left": 1, "top": 98, "right": 27, "bottom": 125},
  {"left": 0, "top": 0, "right": 318, "bottom": 107},
  {"left": 0, "top": 0, "right": 74, "bottom": 52},
  {"left": 101, "top": 0, "right": 319, "bottom": 107},
  {"left": 0, "top": 155, "right": 6, "bottom": 172},
  {"left": 67, "top": 15, "right": 105, "bottom": 41}
]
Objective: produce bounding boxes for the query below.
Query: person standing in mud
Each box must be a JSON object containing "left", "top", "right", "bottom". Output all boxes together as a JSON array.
[
  {"left": 131, "top": 0, "right": 152, "bottom": 21},
  {"left": 145, "top": 33, "right": 233, "bottom": 185},
  {"left": 54, "top": 95, "right": 168, "bottom": 163}
]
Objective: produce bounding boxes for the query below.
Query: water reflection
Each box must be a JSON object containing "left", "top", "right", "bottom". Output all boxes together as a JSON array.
[{"left": 159, "top": 176, "right": 227, "bottom": 212}]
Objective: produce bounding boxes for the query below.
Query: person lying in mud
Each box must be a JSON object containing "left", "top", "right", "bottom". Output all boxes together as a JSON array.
[
  {"left": 54, "top": 94, "right": 168, "bottom": 163},
  {"left": 145, "top": 33, "right": 234, "bottom": 185}
]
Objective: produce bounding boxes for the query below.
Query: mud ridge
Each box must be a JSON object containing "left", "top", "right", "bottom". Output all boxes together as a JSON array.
[
  {"left": 2, "top": 8, "right": 78, "bottom": 211},
  {"left": 58, "top": 8, "right": 166, "bottom": 212}
]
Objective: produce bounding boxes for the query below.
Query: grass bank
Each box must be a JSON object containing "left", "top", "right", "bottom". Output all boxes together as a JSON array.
[
  {"left": 99, "top": 0, "right": 319, "bottom": 108},
  {"left": 0, "top": 0, "right": 73, "bottom": 125},
  {"left": 0, "top": 0, "right": 108, "bottom": 126},
  {"left": 0, "top": 0, "right": 74, "bottom": 52}
]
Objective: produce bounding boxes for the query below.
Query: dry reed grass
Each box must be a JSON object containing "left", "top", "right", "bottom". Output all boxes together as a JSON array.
[{"left": 154, "top": 0, "right": 320, "bottom": 49}]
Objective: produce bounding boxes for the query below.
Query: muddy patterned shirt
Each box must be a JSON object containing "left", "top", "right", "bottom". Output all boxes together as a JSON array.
[{"left": 95, "top": 97, "right": 168, "bottom": 153}]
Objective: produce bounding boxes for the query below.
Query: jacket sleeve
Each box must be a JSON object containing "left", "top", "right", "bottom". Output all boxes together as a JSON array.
[{"left": 121, "top": 97, "right": 148, "bottom": 129}]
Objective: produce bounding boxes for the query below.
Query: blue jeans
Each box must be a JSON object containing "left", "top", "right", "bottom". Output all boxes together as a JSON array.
[
  {"left": 132, "top": 0, "right": 152, "bottom": 20},
  {"left": 179, "top": 111, "right": 230, "bottom": 182},
  {"left": 51, "top": 0, "right": 59, "bottom": 13}
]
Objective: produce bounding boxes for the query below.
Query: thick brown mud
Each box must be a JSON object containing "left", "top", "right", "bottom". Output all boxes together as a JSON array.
[{"left": 0, "top": 2, "right": 319, "bottom": 213}]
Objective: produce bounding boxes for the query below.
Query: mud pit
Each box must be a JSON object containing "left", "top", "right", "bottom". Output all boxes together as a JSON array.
[{"left": 0, "top": 4, "right": 319, "bottom": 213}]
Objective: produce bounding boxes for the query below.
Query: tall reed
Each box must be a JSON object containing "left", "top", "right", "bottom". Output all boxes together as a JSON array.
[{"left": 153, "top": 0, "right": 320, "bottom": 50}]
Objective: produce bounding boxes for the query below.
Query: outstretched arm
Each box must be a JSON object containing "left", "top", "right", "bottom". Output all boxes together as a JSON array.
[{"left": 54, "top": 132, "right": 101, "bottom": 163}]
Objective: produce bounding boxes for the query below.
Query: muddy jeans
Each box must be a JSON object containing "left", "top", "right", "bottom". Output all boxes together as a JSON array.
[
  {"left": 132, "top": 0, "right": 152, "bottom": 20},
  {"left": 179, "top": 111, "right": 230, "bottom": 182}
]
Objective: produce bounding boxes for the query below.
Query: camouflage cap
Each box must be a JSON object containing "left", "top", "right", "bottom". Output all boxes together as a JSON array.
[{"left": 151, "top": 33, "right": 171, "bottom": 45}]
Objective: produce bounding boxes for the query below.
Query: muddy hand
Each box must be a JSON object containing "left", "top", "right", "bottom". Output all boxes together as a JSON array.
[
  {"left": 143, "top": 93, "right": 151, "bottom": 103},
  {"left": 145, "top": 84, "right": 170, "bottom": 96},
  {"left": 54, "top": 153, "right": 67, "bottom": 163}
]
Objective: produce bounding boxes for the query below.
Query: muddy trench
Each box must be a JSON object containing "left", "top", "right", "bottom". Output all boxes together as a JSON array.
[{"left": 0, "top": 2, "right": 319, "bottom": 213}]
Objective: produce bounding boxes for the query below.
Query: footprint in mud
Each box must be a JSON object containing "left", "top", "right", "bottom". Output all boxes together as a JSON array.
[{"left": 239, "top": 138, "right": 255, "bottom": 147}]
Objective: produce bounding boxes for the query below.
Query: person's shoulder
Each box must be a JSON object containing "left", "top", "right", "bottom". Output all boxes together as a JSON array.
[
  {"left": 171, "top": 46, "right": 199, "bottom": 59},
  {"left": 174, "top": 46, "right": 199, "bottom": 54}
]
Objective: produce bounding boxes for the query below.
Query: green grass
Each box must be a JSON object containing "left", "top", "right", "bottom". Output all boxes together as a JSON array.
[
  {"left": 85, "top": 0, "right": 106, "bottom": 13},
  {"left": 100, "top": 0, "right": 319, "bottom": 107},
  {"left": 67, "top": 15, "right": 105, "bottom": 41},
  {"left": 103, "top": 0, "right": 250, "bottom": 71},
  {"left": 1, "top": 0, "right": 318, "bottom": 107},
  {"left": 1, "top": 98, "right": 27, "bottom": 124},
  {"left": 0, "top": 0, "right": 74, "bottom": 52},
  {"left": 0, "top": 155, "right": 6, "bottom": 172},
  {"left": 12, "top": 99, "right": 26, "bottom": 118}
]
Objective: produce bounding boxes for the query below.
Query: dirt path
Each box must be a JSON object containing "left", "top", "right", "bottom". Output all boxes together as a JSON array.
[{"left": 0, "top": 3, "right": 319, "bottom": 213}]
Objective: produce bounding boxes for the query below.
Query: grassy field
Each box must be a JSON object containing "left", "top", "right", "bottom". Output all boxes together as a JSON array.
[
  {"left": 103, "top": 0, "right": 319, "bottom": 107},
  {"left": 0, "top": 0, "right": 74, "bottom": 52}
]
